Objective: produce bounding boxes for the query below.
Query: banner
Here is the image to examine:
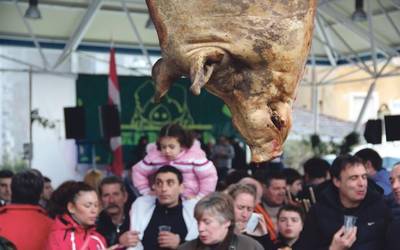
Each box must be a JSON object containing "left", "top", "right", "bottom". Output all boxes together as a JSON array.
[{"left": 76, "top": 74, "right": 236, "bottom": 168}]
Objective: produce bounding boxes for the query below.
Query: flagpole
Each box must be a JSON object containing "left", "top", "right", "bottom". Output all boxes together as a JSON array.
[
  {"left": 110, "top": 32, "right": 115, "bottom": 49},
  {"left": 91, "top": 143, "right": 97, "bottom": 170},
  {"left": 108, "top": 44, "right": 124, "bottom": 176}
]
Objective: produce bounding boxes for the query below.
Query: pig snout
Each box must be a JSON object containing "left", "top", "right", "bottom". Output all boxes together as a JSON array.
[{"left": 229, "top": 99, "right": 292, "bottom": 163}]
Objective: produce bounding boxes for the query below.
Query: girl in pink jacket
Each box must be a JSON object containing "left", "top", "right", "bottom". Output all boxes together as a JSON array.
[{"left": 132, "top": 123, "right": 218, "bottom": 198}]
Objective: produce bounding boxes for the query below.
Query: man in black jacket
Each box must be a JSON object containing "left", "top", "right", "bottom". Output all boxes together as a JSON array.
[
  {"left": 97, "top": 176, "right": 138, "bottom": 247},
  {"left": 384, "top": 163, "right": 400, "bottom": 250},
  {"left": 295, "top": 154, "right": 391, "bottom": 250},
  {"left": 386, "top": 163, "right": 400, "bottom": 221}
]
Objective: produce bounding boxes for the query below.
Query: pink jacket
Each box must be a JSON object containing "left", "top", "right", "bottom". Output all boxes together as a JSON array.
[
  {"left": 46, "top": 214, "right": 107, "bottom": 250},
  {"left": 132, "top": 141, "right": 218, "bottom": 198}
]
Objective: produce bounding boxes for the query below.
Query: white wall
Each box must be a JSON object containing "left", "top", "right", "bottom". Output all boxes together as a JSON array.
[
  {"left": 31, "top": 73, "right": 81, "bottom": 187},
  {"left": 348, "top": 92, "right": 379, "bottom": 122}
]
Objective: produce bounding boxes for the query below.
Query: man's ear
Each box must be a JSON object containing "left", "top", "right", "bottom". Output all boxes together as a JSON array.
[
  {"left": 304, "top": 174, "right": 310, "bottom": 183},
  {"left": 326, "top": 171, "right": 331, "bottom": 180},
  {"left": 223, "top": 220, "right": 231, "bottom": 229},
  {"left": 365, "top": 161, "right": 374, "bottom": 171},
  {"left": 333, "top": 177, "right": 341, "bottom": 189},
  {"left": 123, "top": 191, "right": 128, "bottom": 203},
  {"left": 262, "top": 183, "right": 268, "bottom": 190},
  {"left": 179, "top": 183, "right": 184, "bottom": 194}
]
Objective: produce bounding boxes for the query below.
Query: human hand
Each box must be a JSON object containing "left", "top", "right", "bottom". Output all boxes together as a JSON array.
[
  {"left": 329, "top": 226, "right": 357, "bottom": 250},
  {"left": 119, "top": 230, "right": 140, "bottom": 247},
  {"left": 158, "top": 231, "right": 180, "bottom": 249},
  {"left": 252, "top": 215, "right": 268, "bottom": 236},
  {"left": 235, "top": 221, "right": 247, "bottom": 233},
  {"left": 185, "top": 195, "right": 197, "bottom": 200},
  {"left": 101, "top": 244, "right": 120, "bottom": 250}
]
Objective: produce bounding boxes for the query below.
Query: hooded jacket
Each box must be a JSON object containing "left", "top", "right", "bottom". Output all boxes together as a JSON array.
[
  {"left": 178, "top": 233, "right": 264, "bottom": 250},
  {"left": 0, "top": 204, "right": 53, "bottom": 250},
  {"left": 46, "top": 214, "right": 107, "bottom": 250},
  {"left": 372, "top": 168, "right": 392, "bottom": 196},
  {"left": 295, "top": 182, "right": 391, "bottom": 250},
  {"left": 385, "top": 193, "right": 400, "bottom": 222},
  {"left": 132, "top": 141, "right": 217, "bottom": 198},
  {"left": 96, "top": 209, "right": 130, "bottom": 246},
  {"left": 385, "top": 220, "right": 400, "bottom": 250},
  {"left": 127, "top": 195, "right": 199, "bottom": 250}
]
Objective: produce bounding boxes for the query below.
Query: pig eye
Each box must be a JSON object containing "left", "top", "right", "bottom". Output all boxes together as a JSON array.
[{"left": 271, "top": 112, "right": 283, "bottom": 130}]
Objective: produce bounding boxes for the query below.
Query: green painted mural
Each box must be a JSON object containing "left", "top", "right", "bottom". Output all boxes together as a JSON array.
[{"left": 76, "top": 74, "right": 237, "bottom": 168}]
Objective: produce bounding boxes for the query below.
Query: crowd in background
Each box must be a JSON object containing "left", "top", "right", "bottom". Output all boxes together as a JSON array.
[{"left": 0, "top": 123, "right": 400, "bottom": 250}]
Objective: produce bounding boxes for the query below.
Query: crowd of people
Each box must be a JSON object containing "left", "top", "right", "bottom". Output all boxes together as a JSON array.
[{"left": 0, "top": 123, "right": 399, "bottom": 250}]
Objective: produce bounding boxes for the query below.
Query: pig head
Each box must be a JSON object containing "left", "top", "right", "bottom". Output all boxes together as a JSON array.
[{"left": 146, "top": 0, "right": 317, "bottom": 162}]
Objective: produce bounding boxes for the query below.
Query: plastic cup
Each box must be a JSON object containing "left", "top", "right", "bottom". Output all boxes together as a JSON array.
[
  {"left": 344, "top": 215, "right": 357, "bottom": 233},
  {"left": 158, "top": 225, "right": 172, "bottom": 233}
]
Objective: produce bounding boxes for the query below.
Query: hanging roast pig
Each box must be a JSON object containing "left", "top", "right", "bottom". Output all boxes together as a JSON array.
[{"left": 146, "top": 0, "right": 317, "bottom": 162}]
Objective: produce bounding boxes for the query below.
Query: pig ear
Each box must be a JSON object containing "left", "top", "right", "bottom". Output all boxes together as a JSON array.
[
  {"left": 152, "top": 58, "right": 181, "bottom": 103},
  {"left": 189, "top": 49, "right": 224, "bottom": 95}
]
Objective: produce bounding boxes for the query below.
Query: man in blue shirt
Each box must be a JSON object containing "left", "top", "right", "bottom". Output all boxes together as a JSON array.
[{"left": 355, "top": 148, "right": 391, "bottom": 196}]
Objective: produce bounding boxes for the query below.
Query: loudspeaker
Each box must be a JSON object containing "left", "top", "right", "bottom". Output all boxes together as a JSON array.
[
  {"left": 99, "top": 105, "right": 121, "bottom": 138},
  {"left": 364, "top": 119, "right": 382, "bottom": 144},
  {"left": 385, "top": 115, "right": 400, "bottom": 141},
  {"left": 64, "top": 107, "right": 86, "bottom": 139}
]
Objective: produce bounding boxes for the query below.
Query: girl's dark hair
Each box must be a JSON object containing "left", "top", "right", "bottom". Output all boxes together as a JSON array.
[
  {"left": 47, "top": 181, "right": 95, "bottom": 218},
  {"left": 277, "top": 204, "right": 306, "bottom": 224},
  {"left": 156, "top": 123, "right": 193, "bottom": 150}
]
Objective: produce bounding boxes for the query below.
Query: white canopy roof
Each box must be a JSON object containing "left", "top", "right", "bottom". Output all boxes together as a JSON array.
[{"left": 0, "top": 0, "right": 399, "bottom": 68}]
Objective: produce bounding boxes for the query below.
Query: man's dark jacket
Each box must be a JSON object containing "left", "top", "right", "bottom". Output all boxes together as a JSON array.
[
  {"left": 385, "top": 220, "right": 400, "bottom": 250},
  {"left": 385, "top": 193, "right": 400, "bottom": 222},
  {"left": 295, "top": 182, "right": 391, "bottom": 250},
  {"left": 96, "top": 210, "right": 130, "bottom": 246}
]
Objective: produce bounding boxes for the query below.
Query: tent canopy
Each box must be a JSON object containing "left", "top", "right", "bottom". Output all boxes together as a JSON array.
[{"left": 0, "top": 0, "right": 399, "bottom": 68}]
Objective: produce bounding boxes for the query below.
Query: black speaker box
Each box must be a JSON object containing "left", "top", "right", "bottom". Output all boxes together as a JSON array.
[
  {"left": 385, "top": 115, "right": 400, "bottom": 141},
  {"left": 99, "top": 105, "right": 121, "bottom": 138},
  {"left": 364, "top": 119, "right": 382, "bottom": 144},
  {"left": 64, "top": 107, "right": 86, "bottom": 139}
]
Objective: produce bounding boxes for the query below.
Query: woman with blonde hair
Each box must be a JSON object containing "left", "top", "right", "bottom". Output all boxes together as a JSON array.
[
  {"left": 178, "top": 192, "right": 263, "bottom": 250},
  {"left": 83, "top": 169, "right": 104, "bottom": 191}
]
